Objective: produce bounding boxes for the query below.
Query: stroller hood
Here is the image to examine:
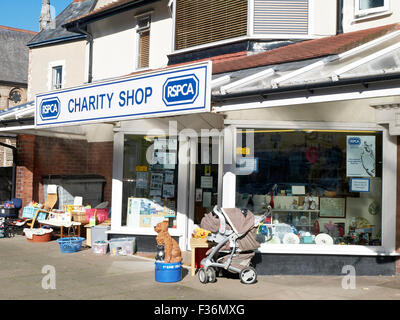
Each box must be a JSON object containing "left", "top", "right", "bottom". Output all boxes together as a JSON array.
[
  {"left": 222, "top": 208, "right": 256, "bottom": 235},
  {"left": 200, "top": 208, "right": 260, "bottom": 251}
]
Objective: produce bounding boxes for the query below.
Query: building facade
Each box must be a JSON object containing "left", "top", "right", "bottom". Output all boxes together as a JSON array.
[{"left": 4, "top": 0, "right": 400, "bottom": 275}]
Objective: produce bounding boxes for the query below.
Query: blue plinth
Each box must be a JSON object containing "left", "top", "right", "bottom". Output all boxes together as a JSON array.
[{"left": 155, "top": 261, "right": 182, "bottom": 283}]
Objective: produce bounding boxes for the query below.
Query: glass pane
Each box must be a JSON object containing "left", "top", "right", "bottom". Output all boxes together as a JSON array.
[
  {"left": 52, "top": 66, "right": 62, "bottom": 89},
  {"left": 122, "top": 135, "right": 179, "bottom": 229},
  {"left": 236, "top": 129, "right": 382, "bottom": 247},
  {"left": 194, "top": 137, "right": 219, "bottom": 224},
  {"left": 359, "top": 0, "right": 384, "bottom": 10}
]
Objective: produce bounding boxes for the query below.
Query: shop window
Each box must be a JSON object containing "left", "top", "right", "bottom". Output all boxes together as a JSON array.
[
  {"left": 236, "top": 129, "right": 382, "bottom": 247},
  {"left": 136, "top": 15, "right": 151, "bottom": 69},
  {"left": 355, "top": 0, "right": 389, "bottom": 16},
  {"left": 122, "top": 135, "right": 178, "bottom": 229},
  {"left": 51, "top": 66, "right": 63, "bottom": 90}
]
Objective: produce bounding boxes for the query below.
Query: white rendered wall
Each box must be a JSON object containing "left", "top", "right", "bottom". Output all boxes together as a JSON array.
[
  {"left": 342, "top": 0, "right": 400, "bottom": 33},
  {"left": 89, "top": 0, "right": 172, "bottom": 82}
]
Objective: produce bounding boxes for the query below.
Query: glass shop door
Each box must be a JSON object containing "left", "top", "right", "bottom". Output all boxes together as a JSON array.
[{"left": 188, "top": 135, "right": 222, "bottom": 245}]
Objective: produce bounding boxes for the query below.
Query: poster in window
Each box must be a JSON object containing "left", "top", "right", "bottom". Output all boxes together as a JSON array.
[
  {"left": 319, "top": 197, "right": 346, "bottom": 218},
  {"left": 150, "top": 173, "right": 163, "bottom": 189},
  {"left": 162, "top": 184, "right": 175, "bottom": 198},
  {"left": 127, "top": 197, "right": 141, "bottom": 228},
  {"left": 136, "top": 171, "right": 148, "bottom": 189},
  {"left": 164, "top": 171, "right": 174, "bottom": 184},
  {"left": 200, "top": 176, "right": 213, "bottom": 189},
  {"left": 346, "top": 136, "right": 375, "bottom": 177}
]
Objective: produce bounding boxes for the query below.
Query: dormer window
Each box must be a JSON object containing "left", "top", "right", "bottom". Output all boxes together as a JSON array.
[{"left": 355, "top": 0, "right": 389, "bottom": 17}]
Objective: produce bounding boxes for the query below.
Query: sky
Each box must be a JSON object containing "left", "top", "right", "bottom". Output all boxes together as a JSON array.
[{"left": 0, "top": 0, "right": 72, "bottom": 32}]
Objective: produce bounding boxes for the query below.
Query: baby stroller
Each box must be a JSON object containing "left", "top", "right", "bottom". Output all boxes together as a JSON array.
[{"left": 199, "top": 205, "right": 270, "bottom": 284}]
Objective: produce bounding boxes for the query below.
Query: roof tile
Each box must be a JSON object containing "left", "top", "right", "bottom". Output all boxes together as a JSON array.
[{"left": 213, "top": 23, "right": 400, "bottom": 74}]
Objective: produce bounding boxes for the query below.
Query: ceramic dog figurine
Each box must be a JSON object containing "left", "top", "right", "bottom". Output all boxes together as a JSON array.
[{"left": 154, "top": 221, "right": 182, "bottom": 263}]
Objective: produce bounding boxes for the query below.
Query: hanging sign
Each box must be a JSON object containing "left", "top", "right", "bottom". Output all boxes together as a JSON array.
[{"left": 35, "top": 61, "right": 212, "bottom": 128}]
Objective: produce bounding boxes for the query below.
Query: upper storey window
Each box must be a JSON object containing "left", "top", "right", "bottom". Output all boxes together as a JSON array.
[
  {"left": 174, "top": 0, "right": 248, "bottom": 51},
  {"left": 136, "top": 14, "right": 151, "bottom": 69},
  {"left": 355, "top": 0, "right": 389, "bottom": 16}
]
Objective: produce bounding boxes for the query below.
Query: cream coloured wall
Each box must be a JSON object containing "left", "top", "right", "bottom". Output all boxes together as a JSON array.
[
  {"left": 342, "top": 0, "right": 400, "bottom": 33},
  {"left": 223, "top": 99, "right": 377, "bottom": 123},
  {"left": 309, "top": 0, "right": 337, "bottom": 36},
  {"left": 89, "top": 0, "right": 172, "bottom": 82},
  {"left": 28, "top": 40, "right": 87, "bottom": 100}
]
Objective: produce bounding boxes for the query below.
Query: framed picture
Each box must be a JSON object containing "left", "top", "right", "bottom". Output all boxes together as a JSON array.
[{"left": 319, "top": 197, "right": 346, "bottom": 218}]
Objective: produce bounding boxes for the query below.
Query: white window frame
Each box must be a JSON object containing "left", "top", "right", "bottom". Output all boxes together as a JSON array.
[
  {"left": 110, "top": 130, "right": 188, "bottom": 247},
  {"left": 47, "top": 60, "right": 65, "bottom": 91},
  {"left": 51, "top": 66, "right": 63, "bottom": 90},
  {"left": 223, "top": 120, "right": 398, "bottom": 257},
  {"left": 354, "top": 0, "right": 390, "bottom": 17}
]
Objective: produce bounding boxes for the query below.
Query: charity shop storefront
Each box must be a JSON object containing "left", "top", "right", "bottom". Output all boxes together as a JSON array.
[
  {"left": 34, "top": 56, "right": 400, "bottom": 275},
  {"left": 209, "top": 58, "right": 400, "bottom": 275},
  {"left": 35, "top": 61, "right": 226, "bottom": 253}
]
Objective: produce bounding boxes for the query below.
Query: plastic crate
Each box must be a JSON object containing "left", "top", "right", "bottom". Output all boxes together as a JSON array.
[
  {"left": 109, "top": 237, "right": 136, "bottom": 256},
  {"left": 93, "top": 240, "right": 109, "bottom": 255},
  {"left": 22, "top": 207, "right": 47, "bottom": 220},
  {"left": 91, "top": 225, "right": 110, "bottom": 247}
]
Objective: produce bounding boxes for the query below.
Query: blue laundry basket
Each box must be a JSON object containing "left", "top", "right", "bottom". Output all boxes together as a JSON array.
[{"left": 57, "top": 237, "right": 85, "bottom": 253}]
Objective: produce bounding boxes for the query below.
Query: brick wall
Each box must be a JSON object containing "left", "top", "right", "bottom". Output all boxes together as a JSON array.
[{"left": 16, "top": 134, "right": 113, "bottom": 212}]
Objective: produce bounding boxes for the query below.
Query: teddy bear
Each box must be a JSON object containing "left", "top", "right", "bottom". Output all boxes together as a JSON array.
[{"left": 154, "top": 220, "right": 182, "bottom": 263}]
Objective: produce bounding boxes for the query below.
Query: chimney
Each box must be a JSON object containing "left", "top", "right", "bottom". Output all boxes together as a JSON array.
[{"left": 39, "top": 0, "right": 51, "bottom": 31}]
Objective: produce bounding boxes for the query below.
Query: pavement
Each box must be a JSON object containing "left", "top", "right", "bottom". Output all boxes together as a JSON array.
[{"left": 1, "top": 235, "right": 400, "bottom": 300}]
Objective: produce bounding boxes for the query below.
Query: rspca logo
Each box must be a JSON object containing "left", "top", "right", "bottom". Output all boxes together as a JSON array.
[
  {"left": 162, "top": 74, "right": 199, "bottom": 106},
  {"left": 40, "top": 97, "right": 60, "bottom": 121},
  {"left": 348, "top": 137, "right": 361, "bottom": 145}
]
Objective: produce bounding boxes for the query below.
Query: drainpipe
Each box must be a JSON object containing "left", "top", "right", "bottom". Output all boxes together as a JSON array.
[
  {"left": 74, "top": 22, "right": 93, "bottom": 83},
  {"left": 337, "top": 0, "right": 343, "bottom": 34},
  {"left": 0, "top": 142, "right": 17, "bottom": 199}
]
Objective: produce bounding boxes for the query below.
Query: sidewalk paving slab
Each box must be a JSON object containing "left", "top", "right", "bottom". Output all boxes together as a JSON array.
[{"left": 1, "top": 235, "right": 400, "bottom": 300}]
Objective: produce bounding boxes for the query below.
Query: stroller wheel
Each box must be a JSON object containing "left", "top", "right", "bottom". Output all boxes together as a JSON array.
[
  {"left": 206, "top": 267, "right": 216, "bottom": 283},
  {"left": 198, "top": 268, "right": 208, "bottom": 284},
  {"left": 240, "top": 266, "right": 257, "bottom": 284}
]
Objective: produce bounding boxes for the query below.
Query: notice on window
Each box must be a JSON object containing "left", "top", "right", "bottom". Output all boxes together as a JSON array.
[
  {"left": 346, "top": 136, "right": 375, "bottom": 177},
  {"left": 203, "top": 191, "right": 212, "bottom": 208},
  {"left": 136, "top": 171, "right": 148, "bottom": 189},
  {"left": 350, "top": 178, "right": 370, "bottom": 193},
  {"left": 200, "top": 176, "right": 213, "bottom": 189},
  {"left": 162, "top": 184, "right": 175, "bottom": 198}
]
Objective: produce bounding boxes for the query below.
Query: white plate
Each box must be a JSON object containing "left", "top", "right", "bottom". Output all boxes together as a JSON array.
[
  {"left": 315, "top": 233, "right": 333, "bottom": 245},
  {"left": 282, "top": 233, "right": 300, "bottom": 244}
]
